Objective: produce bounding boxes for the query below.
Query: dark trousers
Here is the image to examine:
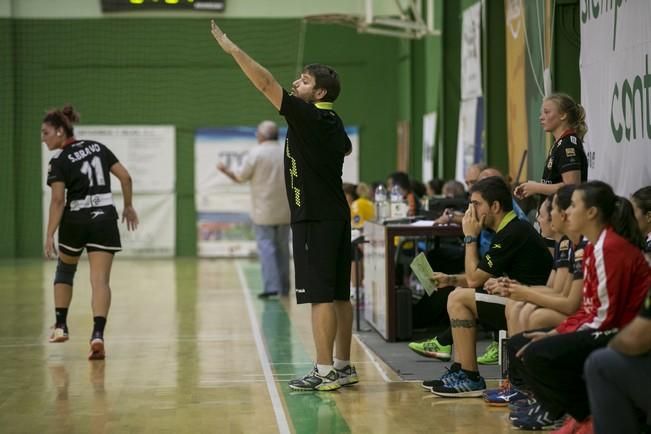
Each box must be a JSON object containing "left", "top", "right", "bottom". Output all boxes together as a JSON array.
[
  {"left": 509, "top": 328, "right": 617, "bottom": 421},
  {"left": 507, "top": 328, "right": 551, "bottom": 391},
  {"left": 585, "top": 347, "right": 651, "bottom": 434}
]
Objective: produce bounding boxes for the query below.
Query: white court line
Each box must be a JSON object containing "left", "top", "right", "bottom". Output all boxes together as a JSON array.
[
  {"left": 236, "top": 262, "right": 291, "bottom": 434},
  {"left": 353, "top": 334, "right": 393, "bottom": 383}
]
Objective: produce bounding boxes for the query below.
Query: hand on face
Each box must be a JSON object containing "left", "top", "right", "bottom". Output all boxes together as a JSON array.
[{"left": 462, "top": 203, "right": 484, "bottom": 237}]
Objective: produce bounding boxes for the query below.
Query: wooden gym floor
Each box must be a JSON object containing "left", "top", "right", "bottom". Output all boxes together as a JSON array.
[{"left": 0, "top": 259, "right": 515, "bottom": 433}]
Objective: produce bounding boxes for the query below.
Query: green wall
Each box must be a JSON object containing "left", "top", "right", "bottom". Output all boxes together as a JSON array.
[
  {"left": 3, "top": 18, "right": 401, "bottom": 257},
  {"left": 441, "top": 0, "right": 463, "bottom": 179},
  {"left": 483, "top": 0, "right": 508, "bottom": 173},
  {"left": 0, "top": 18, "right": 16, "bottom": 256},
  {"left": 553, "top": 0, "right": 581, "bottom": 101}
]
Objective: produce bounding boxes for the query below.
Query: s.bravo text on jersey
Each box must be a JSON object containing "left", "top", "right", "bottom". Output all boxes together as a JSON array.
[{"left": 67, "top": 142, "right": 101, "bottom": 163}]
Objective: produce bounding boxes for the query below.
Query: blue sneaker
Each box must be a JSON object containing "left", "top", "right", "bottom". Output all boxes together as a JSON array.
[
  {"left": 482, "top": 379, "right": 510, "bottom": 400},
  {"left": 483, "top": 385, "right": 528, "bottom": 406},
  {"left": 509, "top": 397, "right": 542, "bottom": 421},
  {"left": 430, "top": 370, "right": 486, "bottom": 398},
  {"left": 421, "top": 363, "right": 462, "bottom": 391},
  {"left": 510, "top": 403, "right": 565, "bottom": 430},
  {"left": 508, "top": 396, "right": 537, "bottom": 412}
]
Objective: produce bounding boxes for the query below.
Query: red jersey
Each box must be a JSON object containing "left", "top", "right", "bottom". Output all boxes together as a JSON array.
[{"left": 555, "top": 227, "right": 651, "bottom": 334}]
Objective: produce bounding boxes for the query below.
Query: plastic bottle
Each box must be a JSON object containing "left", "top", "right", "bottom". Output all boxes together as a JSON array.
[
  {"left": 389, "top": 185, "right": 408, "bottom": 218},
  {"left": 374, "top": 185, "right": 389, "bottom": 222}
]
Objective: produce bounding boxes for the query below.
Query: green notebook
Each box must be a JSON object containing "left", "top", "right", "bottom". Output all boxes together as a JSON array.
[{"left": 409, "top": 252, "right": 437, "bottom": 296}]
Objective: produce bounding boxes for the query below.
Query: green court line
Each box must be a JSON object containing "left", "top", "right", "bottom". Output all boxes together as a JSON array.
[{"left": 241, "top": 262, "right": 351, "bottom": 434}]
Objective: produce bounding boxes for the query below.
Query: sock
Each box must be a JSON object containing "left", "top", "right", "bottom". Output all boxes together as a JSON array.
[
  {"left": 55, "top": 308, "right": 68, "bottom": 328},
  {"left": 437, "top": 327, "right": 453, "bottom": 346},
  {"left": 461, "top": 369, "right": 480, "bottom": 381},
  {"left": 333, "top": 358, "right": 350, "bottom": 370},
  {"left": 316, "top": 364, "right": 334, "bottom": 377},
  {"left": 92, "top": 316, "right": 107, "bottom": 340}
]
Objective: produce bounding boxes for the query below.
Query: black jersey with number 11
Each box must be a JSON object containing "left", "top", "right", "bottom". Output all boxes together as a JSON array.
[{"left": 46, "top": 140, "right": 119, "bottom": 224}]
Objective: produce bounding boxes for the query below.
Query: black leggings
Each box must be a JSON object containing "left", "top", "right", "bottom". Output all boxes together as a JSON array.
[{"left": 508, "top": 329, "right": 617, "bottom": 421}]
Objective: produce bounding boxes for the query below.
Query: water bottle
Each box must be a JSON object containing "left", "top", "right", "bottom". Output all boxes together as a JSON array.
[
  {"left": 390, "top": 184, "right": 408, "bottom": 218},
  {"left": 374, "top": 185, "right": 389, "bottom": 222}
]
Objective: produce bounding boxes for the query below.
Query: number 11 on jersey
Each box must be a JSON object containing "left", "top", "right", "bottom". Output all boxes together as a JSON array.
[{"left": 80, "top": 156, "right": 106, "bottom": 186}]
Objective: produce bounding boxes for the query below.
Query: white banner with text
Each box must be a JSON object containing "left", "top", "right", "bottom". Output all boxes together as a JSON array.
[
  {"left": 42, "top": 125, "right": 176, "bottom": 257},
  {"left": 580, "top": 0, "right": 651, "bottom": 195}
]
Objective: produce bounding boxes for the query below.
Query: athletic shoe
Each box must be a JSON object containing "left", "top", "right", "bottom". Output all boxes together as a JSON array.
[
  {"left": 509, "top": 396, "right": 538, "bottom": 411},
  {"left": 49, "top": 326, "right": 69, "bottom": 343},
  {"left": 477, "top": 341, "right": 499, "bottom": 365},
  {"left": 510, "top": 399, "right": 540, "bottom": 421},
  {"left": 482, "top": 378, "right": 508, "bottom": 399},
  {"left": 430, "top": 370, "right": 487, "bottom": 398},
  {"left": 288, "top": 367, "right": 341, "bottom": 392},
  {"left": 336, "top": 365, "right": 359, "bottom": 386},
  {"left": 511, "top": 403, "right": 566, "bottom": 430},
  {"left": 88, "top": 338, "right": 106, "bottom": 360},
  {"left": 483, "top": 381, "right": 528, "bottom": 406},
  {"left": 408, "top": 337, "right": 452, "bottom": 361},
  {"left": 421, "top": 362, "right": 461, "bottom": 391}
]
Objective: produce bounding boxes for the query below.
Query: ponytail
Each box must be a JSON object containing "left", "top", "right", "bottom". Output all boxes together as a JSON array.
[
  {"left": 632, "top": 186, "right": 651, "bottom": 214},
  {"left": 611, "top": 197, "right": 644, "bottom": 249},
  {"left": 554, "top": 184, "right": 576, "bottom": 211},
  {"left": 545, "top": 93, "right": 588, "bottom": 140},
  {"left": 576, "top": 181, "right": 643, "bottom": 247},
  {"left": 573, "top": 104, "right": 588, "bottom": 140},
  {"left": 43, "top": 104, "right": 80, "bottom": 138}
]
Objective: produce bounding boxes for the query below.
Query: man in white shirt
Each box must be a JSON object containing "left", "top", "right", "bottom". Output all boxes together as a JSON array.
[{"left": 218, "top": 120, "right": 291, "bottom": 298}]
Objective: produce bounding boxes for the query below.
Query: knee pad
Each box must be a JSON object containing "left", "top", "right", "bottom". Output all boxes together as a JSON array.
[{"left": 54, "top": 259, "right": 78, "bottom": 286}]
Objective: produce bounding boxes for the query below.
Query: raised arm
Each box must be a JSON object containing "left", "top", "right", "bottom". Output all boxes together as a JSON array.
[{"left": 210, "top": 20, "right": 283, "bottom": 111}]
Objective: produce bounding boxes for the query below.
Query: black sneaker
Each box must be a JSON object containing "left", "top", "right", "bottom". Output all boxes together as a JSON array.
[
  {"left": 421, "top": 363, "right": 461, "bottom": 391},
  {"left": 430, "top": 371, "right": 486, "bottom": 398},
  {"left": 288, "top": 367, "right": 341, "bottom": 391}
]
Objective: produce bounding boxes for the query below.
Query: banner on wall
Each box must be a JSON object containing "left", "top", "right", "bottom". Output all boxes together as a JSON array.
[
  {"left": 455, "top": 98, "right": 485, "bottom": 183},
  {"left": 504, "top": 0, "right": 529, "bottom": 182},
  {"left": 580, "top": 0, "right": 651, "bottom": 195},
  {"left": 456, "top": 2, "right": 485, "bottom": 182},
  {"left": 461, "top": 2, "right": 483, "bottom": 100},
  {"left": 422, "top": 112, "right": 437, "bottom": 183},
  {"left": 41, "top": 126, "right": 176, "bottom": 257},
  {"left": 195, "top": 126, "right": 360, "bottom": 257}
]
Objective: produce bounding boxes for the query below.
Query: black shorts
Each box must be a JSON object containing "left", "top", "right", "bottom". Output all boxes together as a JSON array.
[
  {"left": 475, "top": 289, "right": 508, "bottom": 331},
  {"left": 58, "top": 219, "right": 122, "bottom": 257},
  {"left": 291, "top": 219, "right": 351, "bottom": 304}
]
